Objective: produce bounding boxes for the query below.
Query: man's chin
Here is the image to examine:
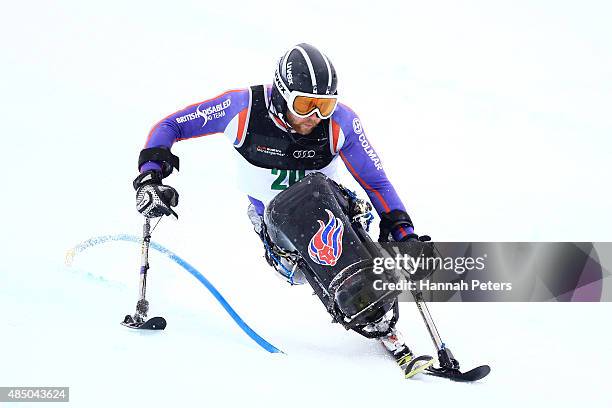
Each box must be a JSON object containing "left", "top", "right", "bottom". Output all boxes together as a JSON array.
[{"left": 295, "top": 125, "right": 315, "bottom": 135}]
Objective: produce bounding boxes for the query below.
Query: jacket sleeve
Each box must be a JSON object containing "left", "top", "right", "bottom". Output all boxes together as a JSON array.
[
  {"left": 332, "top": 104, "right": 414, "bottom": 240},
  {"left": 140, "top": 88, "right": 250, "bottom": 172}
]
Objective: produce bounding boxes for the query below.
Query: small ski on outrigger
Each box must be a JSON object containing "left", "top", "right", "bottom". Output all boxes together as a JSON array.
[
  {"left": 121, "top": 217, "right": 167, "bottom": 331},
  {"left": 121, "top": 303, "right": 167, "bottom": 330},
  {"left": 412, "top": 290, "right": 490, "bottom": 382}
]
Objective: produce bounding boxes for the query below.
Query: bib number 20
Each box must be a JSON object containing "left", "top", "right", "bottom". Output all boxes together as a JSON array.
[{"left": 271, "top": 169, "right": 306, "bottom": 190}]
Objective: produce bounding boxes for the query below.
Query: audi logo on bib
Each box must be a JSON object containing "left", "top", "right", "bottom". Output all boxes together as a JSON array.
[{"left": 293, "top": 150, "right": 316, "bottom": 158}]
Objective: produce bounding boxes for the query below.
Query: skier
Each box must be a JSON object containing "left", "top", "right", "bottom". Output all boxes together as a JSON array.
[{"left": 133, "top": 43, "right": 434, "bottom": 377}]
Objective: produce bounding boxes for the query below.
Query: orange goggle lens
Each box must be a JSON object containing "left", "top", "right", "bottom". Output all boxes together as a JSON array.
[{"left": 292, "top": 95, "right": 338, "bottom": 118}]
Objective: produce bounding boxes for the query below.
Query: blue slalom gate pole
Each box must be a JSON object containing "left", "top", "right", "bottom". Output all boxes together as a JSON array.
[{"left": 66, "top": 234, "right": 283, "bottom": 354}]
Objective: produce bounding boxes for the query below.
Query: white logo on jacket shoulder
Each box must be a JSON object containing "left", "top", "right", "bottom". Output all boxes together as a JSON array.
[
  {"left": 175, "top": 98, "right": 232, "bottom": 126},
  {"left": 352, "top": 118, "right": 363, "bottom": 135}
]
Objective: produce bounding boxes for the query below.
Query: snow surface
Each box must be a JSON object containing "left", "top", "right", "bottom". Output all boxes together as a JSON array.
[{"left": 1, "top": 1, "right": 611, "bottom": 407}]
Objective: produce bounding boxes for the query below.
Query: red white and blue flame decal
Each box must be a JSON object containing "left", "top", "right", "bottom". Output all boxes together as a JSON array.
[{"left": 308, "top": 209, "right": 344, "bottom": 266}]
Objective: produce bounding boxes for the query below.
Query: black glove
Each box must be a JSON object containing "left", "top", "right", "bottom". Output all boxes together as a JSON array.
[
  {"left": 379, "top": 209, "right": 431, "bottom": 242},
  {"left": 398, "top": 233, "right": 431, "bottom": 242},
  {"left": 133, "top": 170, "right": 179, "bottom": 218},
  {"left": 379, "top": 210, "right": 414, "bottom": 242}
]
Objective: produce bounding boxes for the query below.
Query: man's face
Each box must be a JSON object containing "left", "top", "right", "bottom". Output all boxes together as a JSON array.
[{"left": 286, "top": 111, "right": 321, "bottom": 135}]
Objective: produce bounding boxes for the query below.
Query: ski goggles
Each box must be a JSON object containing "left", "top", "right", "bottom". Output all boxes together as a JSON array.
[
  {"left": 274, "top": 68, "right": 339, "bottom": 119},
  {"left": 286, "top": 92, "right": 339, "bottom": 119}
]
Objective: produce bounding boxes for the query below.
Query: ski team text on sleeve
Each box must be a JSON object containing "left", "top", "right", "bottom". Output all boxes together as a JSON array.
[{"left": 140, "top": 89, "right": 250, "bottom": 172}]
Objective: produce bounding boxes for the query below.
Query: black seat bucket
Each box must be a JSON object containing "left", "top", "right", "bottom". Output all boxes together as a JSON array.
[{"left": 265, "top": 172, "right": 402, "bottom": 327}]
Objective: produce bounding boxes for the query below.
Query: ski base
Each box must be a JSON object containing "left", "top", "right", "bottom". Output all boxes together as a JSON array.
[
  {"left": 121, "top": 315, "right": 167, "bottom": 330},
  {"left": 426, "top": 364, "right": 490, "bottom": 382}
]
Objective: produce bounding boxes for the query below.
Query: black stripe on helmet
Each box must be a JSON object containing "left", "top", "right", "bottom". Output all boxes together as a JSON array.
[{"left": 297, "top": 43, "right": 330, "bottom": 94}]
